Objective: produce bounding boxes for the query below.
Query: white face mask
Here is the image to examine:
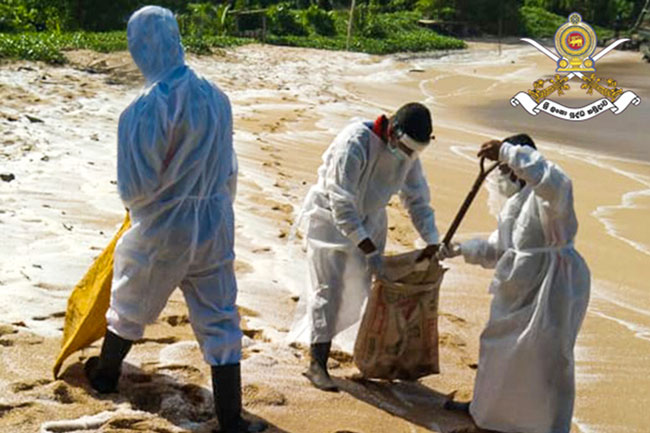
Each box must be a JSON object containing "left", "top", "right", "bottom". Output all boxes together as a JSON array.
[
  {"left": 485, "top": 171, "right": 521, "bottom": 216},
  {"left": 387, "top": 141, "right": 409, "bottom": 161}
]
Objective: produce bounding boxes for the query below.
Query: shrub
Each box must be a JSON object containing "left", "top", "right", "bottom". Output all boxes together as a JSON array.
[
  {"left": 266, "top": 3, "right": 307, "bottom": 36},
  {"left": 0, "top": 0, "right": 38, "bottom": 32},
  {"left": 520, "top": 6, "right": 614, "bottom": 41},
  {"left": 519, "top": 6, "right": 566, "bottom": 38},
  {"left": 0, "top": 32, "right": 65, "bottom": 63},
  {"left": 177, "top": 3, "right": 234, "bottom": 38},
  {"left": 301, "top": 4, "right": 336, "bottom": 36}
]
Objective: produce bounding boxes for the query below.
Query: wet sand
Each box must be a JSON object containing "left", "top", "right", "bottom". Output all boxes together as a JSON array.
[{"left": 0, "top": 42, "right": 648, "bottom": 433}]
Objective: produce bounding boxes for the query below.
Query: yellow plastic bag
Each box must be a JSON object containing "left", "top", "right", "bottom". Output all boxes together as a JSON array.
[{"left": 53, "top": 214, "right": 131, "bottom": 378}]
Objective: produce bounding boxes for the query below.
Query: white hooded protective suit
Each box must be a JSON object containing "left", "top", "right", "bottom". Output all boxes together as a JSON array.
[
  {"left": 297, "top": 121, "right": 438, "bottom": 345},
  {"left": 462, "top": 142, "right": 590, "bottom": 433},
  {"left": 106, "top": 6, "right": 241, "bottom": 366}
]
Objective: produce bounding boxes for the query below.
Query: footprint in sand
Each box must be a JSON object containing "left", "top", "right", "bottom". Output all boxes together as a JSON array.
[
  {"left": 440, "top": 312, "right": 468, "bottom": 325},
  {"left": 11, "top": 378, "right": 51, "bottom": 392},
  {"left": 126, "top": 381, "right": 213, "bottom": 424},
  {"left": 135, "top": 336, "right": 180, "bottom": 345},
  {"left": 439, "top": 332, "right": 467, "bottom": 348},
  {"left": 238, "top": 306, "right": 260, "bottom": 318},
  {"left": 52, "top": 382, "right": 76, "bottom": 404},
  {"left": 243, "top": 383, "right": 287, "bottom": 407},
  {"left": 124, "top": 372, "right": 154, "bottom": 384},
  {"left": 106, "top": 417, "right": 147, "bottom": 430},
  {"left": 0, "top": 402, "right": 33, "bottom": 417},
  {"left": 32, "top": 311, "right": 66, "bottom": 321},
  {"left": 235, "top": 260, "right": 254, "bottom": 275},
  {"left": 271, "top": 203, "right": 293, "bottom": 214},
  {"left": 162, "top": 314, "right": 190, "bottom": 327}
]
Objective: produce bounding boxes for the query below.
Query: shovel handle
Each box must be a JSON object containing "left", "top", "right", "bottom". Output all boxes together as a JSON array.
[{"left": 442, "top": 157, "right": 501, "bottom": 246}]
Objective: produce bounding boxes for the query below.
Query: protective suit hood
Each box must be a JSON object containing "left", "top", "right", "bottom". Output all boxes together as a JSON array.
[{"left": 127, "top": 6, "right": 185, "bottom": 84}]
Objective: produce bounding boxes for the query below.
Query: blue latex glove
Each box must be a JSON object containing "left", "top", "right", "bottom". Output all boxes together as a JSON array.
[
  {"left": 436, "top": 242, "right": 461, "bottom": 260},
  {"left": 366, "top": 251, "right": 385, "bottom": 279}
]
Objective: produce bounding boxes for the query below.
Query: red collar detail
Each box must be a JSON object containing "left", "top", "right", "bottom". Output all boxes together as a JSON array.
[{"left": 373, "top": 115, "right": 388, "bottom": 141}]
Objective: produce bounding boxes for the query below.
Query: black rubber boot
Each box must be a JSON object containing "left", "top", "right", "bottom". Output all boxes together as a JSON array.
[
  {"left": 212, "top": 364, "right": 267, "bottom": 433},
  {"left": 444, "top": 399, "right": 471, "bottom": 413},
  {"left": 302, "top": 342, "right": 338, "bottom": 392},
  {"left": 84, "top": 330, "right": 133, "bottom": 394}
]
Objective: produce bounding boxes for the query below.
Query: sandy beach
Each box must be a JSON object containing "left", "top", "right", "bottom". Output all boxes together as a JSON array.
[{"left": 0, "top": 41, "right": 648, "bottom": 433}]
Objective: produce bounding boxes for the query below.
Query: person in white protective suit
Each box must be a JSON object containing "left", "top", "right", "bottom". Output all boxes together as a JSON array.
[
  {"left": 83, "top": 7, "right": 266, "bottom": 433},
  {"left": 440, "top": 134, "right": 591, "bottom": 433},
  {"left": 299, "top": 102, "right": 440, "bottom": 392}
]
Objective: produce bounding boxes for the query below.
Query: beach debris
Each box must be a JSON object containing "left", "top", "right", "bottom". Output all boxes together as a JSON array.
[
  {"left": 39, "top": 408, "right": 150, "bottom": 433},
  {"left": 62, "top": 223, "right": 73, "bottom": 231},
  {"left": 409, "top": 68, "right": 425, "bottom": 73},
  {"left": 40, "top": 155, "right": 49, "bottom": 162},
  {"left": 25, "top": 114, "right": 44, "bottom": 123},
  {"left": 1, "top": 173, "right": 15, "bottom": 182}
]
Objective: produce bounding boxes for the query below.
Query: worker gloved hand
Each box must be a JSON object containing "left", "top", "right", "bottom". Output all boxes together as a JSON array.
[
  {"left": 366, "top": 251, "right": 385, "bottom": 279},
  {"left": 436, "top": 242, "right": 461, "bottom": 260},
  {"left": 416, "top": 244, "right": 439, "bottom": 262}
]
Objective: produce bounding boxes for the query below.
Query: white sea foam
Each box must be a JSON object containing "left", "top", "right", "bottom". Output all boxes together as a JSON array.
[{"left": 560, "top": 149, "right": 650, "bottom": 257}]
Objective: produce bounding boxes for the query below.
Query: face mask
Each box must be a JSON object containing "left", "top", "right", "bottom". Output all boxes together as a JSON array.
[
  {"left": 485, "top": 171, "right": 521, "bottom": 217},
  {"left": 497, "top": 172, "right": 521, "bottom": 198},
  {"left": 387, "top": 141, "right": 409, "bottom": 161}
]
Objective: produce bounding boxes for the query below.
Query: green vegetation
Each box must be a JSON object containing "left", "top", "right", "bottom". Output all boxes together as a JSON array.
[
  {"left": 0, "top": 31, "right": 250, "bottom": 63},
  {"left": 519, "top": 6, "right": 566, "bottom": 38},
  {"left": 268, "top": 11, "right": 464, "bottom": 53},
  {"left": 267, "top": 2, "right": 309, "bottom": 36},
  {"left": 520, "top": 6, "right": 614, "bottom": 41},
  {"left": 268, "top": 31, "right": 464, "bottom": 54},
  {"left": 1, "top": 0, "right": 643, "bottom": 64},
  {"left": 302, "top": 4, "right": 337, "bottom": 36}
]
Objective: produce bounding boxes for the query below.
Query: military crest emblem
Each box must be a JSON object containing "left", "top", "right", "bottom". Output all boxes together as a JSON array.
[{"left": 511, "top": 13, "right": 641, "bottom": 121}]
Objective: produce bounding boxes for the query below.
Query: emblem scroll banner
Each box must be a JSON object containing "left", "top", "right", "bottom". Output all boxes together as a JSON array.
[{"left": 511, "top": 91, "right": 641, "bottom": 121}]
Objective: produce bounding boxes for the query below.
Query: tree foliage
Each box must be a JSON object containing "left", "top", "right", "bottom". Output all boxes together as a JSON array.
[{"left": 1, "top": 0, "right": 645, "bottom": 35}]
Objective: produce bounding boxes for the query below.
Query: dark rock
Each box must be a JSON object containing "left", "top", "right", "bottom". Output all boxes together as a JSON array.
[
  {"left": 25, "top": 114, "right": 44, "bottom": 123},
  {"left": 0, "top": 173, "right": 15, "bottom": 182}
]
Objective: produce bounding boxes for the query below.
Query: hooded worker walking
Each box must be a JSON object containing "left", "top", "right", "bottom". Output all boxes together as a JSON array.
[
  {"left": 440, "top": 134, "right": 591, "bottom": 433},
  {"left": 296, "top": 103, "right": 440, "bottom": 391},
  {"left": 83, "top": 6, "right": 265, "bottom": 433}
]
